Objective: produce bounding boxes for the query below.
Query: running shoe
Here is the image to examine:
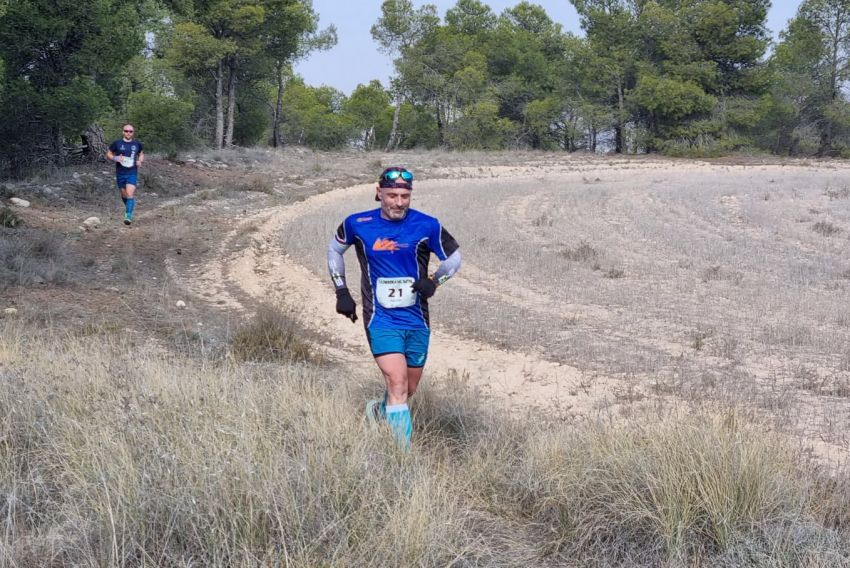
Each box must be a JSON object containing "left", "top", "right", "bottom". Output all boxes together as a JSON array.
[{"left": 123, "top": 213, "right": 132, "bottom": 226}]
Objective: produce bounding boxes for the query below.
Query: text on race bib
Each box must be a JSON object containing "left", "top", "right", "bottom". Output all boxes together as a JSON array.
[
  {"left": 376, "top": 277, "right": 415, "bottom": 309},
  {"left": 120, "top": 156, "right": 135, "bottom": 168}
]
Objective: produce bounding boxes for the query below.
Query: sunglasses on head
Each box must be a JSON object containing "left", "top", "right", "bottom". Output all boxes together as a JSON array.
[{"left": 381, "top": 169, "right": 412, "bottom": 182}]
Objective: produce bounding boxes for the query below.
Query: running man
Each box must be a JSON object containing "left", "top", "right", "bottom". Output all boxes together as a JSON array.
[
  {"left": 327, "top": 167, "right": 461, "bottom": 448},
  {"left": 106, "top": 124, "right": 144, "bottom": 225}
]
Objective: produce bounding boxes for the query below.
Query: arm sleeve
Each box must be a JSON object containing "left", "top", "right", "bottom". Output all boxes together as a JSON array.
[
  {"left": 429, "top": 222, "right": 460, "bottom": 261},
  {"left": 328, "top": 222, "right": 351, "bottom": 290},
  {"left": 433, "top": 249, "right": 461, "bottom": 285}
]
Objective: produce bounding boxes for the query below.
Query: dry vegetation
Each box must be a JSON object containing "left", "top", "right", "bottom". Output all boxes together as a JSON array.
[
  {"left": 2, "top": 324, "right": 849, "bottom": 566},
  {"left": 1, "top": 149, "right": 849, "bottom": 566}
]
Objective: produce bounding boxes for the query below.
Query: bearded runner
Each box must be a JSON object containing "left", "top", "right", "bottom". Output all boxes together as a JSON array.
[{"left": 327, "top": 167, "right": 461, "bottom": 449}]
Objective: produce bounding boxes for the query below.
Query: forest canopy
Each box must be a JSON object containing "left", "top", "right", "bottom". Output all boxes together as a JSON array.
[{"left": 0, "top": 0, "right": 847, "bottom": 176}]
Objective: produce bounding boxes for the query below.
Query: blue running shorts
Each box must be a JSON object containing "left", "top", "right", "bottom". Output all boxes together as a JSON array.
[
  {"left": 116, "top": 171, "right": 138, "bottom": 189},
  {"left": 367, "top": 328, "right": 430, "bottom": 368}
]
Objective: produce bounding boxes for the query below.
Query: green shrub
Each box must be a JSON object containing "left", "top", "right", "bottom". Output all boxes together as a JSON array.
[
  {"left": 0, "top": 207, "right": 22, "bottom": 228},
  {"left": 127, "top": 90, "right": 195, "bottom": 154},
  {"left": 233, "top": 102, "right": 269, "bottom": 146}
]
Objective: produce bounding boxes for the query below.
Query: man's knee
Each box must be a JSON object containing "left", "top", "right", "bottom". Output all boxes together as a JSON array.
[{"left": 385, "top": 371, "right": 408, "bottom": 388}]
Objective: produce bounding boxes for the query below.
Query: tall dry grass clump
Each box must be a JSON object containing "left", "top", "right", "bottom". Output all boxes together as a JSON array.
[
  {"left": 0, "top": 323, "right": 467, "bottom": 566},
  {"left": 229, "top": 304, "right": 316, "bottom": 363},
  {"left": 498, "top": 411, "right": 850, "bottom": 566}
]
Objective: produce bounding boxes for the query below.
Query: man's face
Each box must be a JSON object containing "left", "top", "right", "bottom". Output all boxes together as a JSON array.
[
  {"left": 378, "top": 186, "right": 412, "bottom": 220},
  {"left": 122, "top": 126, "right": 134, "bottom": 140}
]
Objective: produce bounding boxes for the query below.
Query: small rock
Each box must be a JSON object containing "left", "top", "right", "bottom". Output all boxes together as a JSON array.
[
  {"left": 83, "top": 216, "right": 101, "bottom": 228},
  {"left": 72, "top": 172, "right": 80, "bottom": 179},
  {"left": 176, "top": 300, "right": 187, "bottom": 308},
  {"left": 9, "top": 197, "right": 30, "bottom": 208},
  {"left": 107, "top": 286, "right": 120, "bottom": 292},
  {"left": 3, "top": 308, "right": 18, "bottom": 317}
]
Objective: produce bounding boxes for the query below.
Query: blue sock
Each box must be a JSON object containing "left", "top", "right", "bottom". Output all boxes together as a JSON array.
[
  {"left": 385, "top": 403, "right": 412, "bottom": 450},
  {"left": 126, "top": 198, "right": 135, "bottom": 217}
]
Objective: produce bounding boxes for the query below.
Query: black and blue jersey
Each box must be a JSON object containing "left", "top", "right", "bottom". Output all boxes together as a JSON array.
[
  {"left": 108, "top": 139, "right": 143, "bottom": 173},
  {"left": 334, "top": 208, "right": 459, "bottom": 330}
]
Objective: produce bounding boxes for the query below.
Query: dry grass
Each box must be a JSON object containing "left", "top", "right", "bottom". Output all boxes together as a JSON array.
[
  {"left": 229, "top": 304, "right": 317, "bottom": 363},
  {"left": 503, "top": 410, "right": 850, "bottom": 566},
  {"left": 2, "top": 322, "right": 848, "bottom": 566},
  {"left": 812, "top": 220, "right": 841, "bottom": 236},
  {"left": 560, "top": 240, "right": 599, "bottom": 262},
  {"left": 0, "top": 228, "right": 76, "bottom": 288},
  {"left": 0, "top": 324, "right": 469, "bottom": 566}
]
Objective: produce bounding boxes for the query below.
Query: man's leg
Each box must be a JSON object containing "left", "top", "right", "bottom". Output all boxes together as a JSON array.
[
  {"left": 375, "top": 353, "right": 412, "bottom": 448},
  {"left": 124, "top": 183, "right": 136, "bottom": 222},
  {"left": 407, "top": 366, "right": 424, "bottom": 397},
  {"left": 375, "top": 353, "right": 408, "bottom": 404}
]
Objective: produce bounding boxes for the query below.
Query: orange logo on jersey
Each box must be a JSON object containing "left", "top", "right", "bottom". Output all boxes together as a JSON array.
[{"left": 372, "top": 238, "right": 401, "bottom": 252}]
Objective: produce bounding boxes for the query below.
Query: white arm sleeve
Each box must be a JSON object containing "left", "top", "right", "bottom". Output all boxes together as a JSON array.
[
  {"left": 327, "top": 237, "right": 349, "bottom": 289},
  {"left": 434, "top": 249, "right": 461, "bottom": 285}
]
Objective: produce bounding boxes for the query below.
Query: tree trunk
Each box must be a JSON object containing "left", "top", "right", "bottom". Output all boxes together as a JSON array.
[
  {"left": 52, "top": 128, "right": 67, "bottom": 167},
  {"left": 385, "top": 98, "right": 401, "bottom": 151},
  {"left": 215, "top": 59, "right": 224, "bottom": 150},
  {"left": 83, "top": 123, "right": 107, "bottom": 162},
  {"left": 273, "top": 61, "right": 287, "bottom": 148},
  {"left": 436, "top": 101, "right": 445, "bottom": 147},
  {"left": 615, "top": 80, "right": 625, "bottom": 154},
  {"left": 224, "top": 58, "right": 237, "bottom": 148}
]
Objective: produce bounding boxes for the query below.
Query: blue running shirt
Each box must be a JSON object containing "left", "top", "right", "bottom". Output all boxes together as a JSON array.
[
  {"left": 108, "top": 139, "right": 143, "bottom": 173},
  {"left": 335, "top": 208, "right": 459, "bottom": 330}
]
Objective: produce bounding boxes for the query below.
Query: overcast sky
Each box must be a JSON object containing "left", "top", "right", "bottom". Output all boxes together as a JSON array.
[{"left": 294, "top": 1, "right": 803, "bottom": 95}]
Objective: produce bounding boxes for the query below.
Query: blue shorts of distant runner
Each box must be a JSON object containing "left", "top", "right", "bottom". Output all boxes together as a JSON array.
[
  {"left": 116, "top": 171, "right": 138, "bottom": 189},
  {"left": 367, "top": 328, "right": 430, "bottom": 368}
]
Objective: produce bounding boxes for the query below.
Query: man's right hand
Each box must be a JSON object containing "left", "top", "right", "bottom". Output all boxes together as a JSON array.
[
  {"left": 335, "top": 288, "right": 358, "bottom": 323},
  {"left": 112, "top": 155, "right": 123, "bottom": 163}
]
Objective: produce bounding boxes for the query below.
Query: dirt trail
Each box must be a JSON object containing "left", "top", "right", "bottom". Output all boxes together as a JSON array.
[{"left": 167, "top": 180, "right": 618, "bottom": 416}]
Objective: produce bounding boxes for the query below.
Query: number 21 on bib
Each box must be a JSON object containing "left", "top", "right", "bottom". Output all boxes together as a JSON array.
[{"left": 376, "top": 277, "right": 415, "bottom": 308}]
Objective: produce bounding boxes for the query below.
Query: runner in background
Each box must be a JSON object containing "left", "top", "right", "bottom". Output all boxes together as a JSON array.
[
  {"left": 327, "top": 167, "right": 462, "bottom": 449},
  {"left": 106, "top": 124, "right": 144, "bottom": 225}
]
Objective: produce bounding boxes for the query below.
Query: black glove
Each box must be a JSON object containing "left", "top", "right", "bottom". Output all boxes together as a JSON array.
[
  {"left": 412, "top": 277, "right": 437, "bottom": 300},
  {"left": 335, "top": 288, "right": 358, "bottom": 322}
]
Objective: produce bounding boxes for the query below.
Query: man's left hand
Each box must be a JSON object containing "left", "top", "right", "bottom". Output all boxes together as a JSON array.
[{"left": 412, "top": 277, "right": 437, "bottom": 299}]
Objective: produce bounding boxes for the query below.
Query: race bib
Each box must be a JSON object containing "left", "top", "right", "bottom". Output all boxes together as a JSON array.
[
  {"left": 120, "top": 156, "right": 135, "bottom": 168},
  {"left": 376, "top": 277, "right": 415, "bottom": 309}
]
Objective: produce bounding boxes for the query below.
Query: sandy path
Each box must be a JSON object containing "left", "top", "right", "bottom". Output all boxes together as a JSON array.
[{"left": 167, "top": 181, "right": 619, "bottom": 417}]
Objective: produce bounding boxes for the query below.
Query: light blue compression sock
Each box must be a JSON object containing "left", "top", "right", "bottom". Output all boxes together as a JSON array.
[
  {"left": 126, "top": 198, "right": 135, "bottom": 217},
  {"left": 385, "top": 403, "right": 412, "bottom": 450}
]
